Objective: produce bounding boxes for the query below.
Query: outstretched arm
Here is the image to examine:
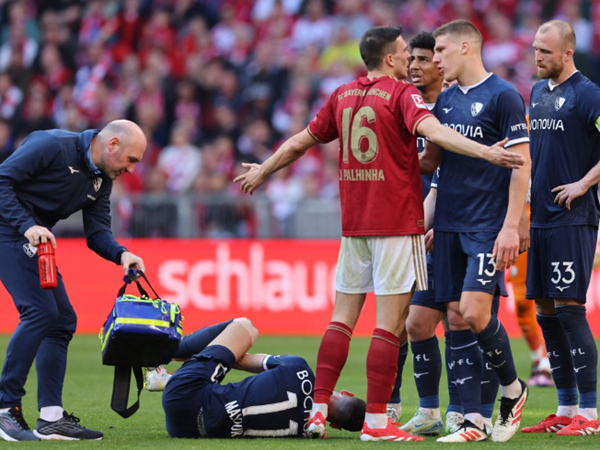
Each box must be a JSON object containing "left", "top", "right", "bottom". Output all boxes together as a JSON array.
[
  {"left": 234, "top": 129, "right": 319, "bottom": 195},
  {"left": 416, "top": 116, "right": 523, "bottom": 169}
]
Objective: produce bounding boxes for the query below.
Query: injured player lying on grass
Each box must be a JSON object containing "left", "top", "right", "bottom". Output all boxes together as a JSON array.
[{"left": 143, "top": 318, "right": 368, "bottom": 439}]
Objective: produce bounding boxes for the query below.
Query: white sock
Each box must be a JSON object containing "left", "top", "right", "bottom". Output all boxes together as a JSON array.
[
  {"left": 419, "top": 407, "right": 441, "bottom": 419},
  {"left": 365, "top": 412, "right": 387, "bottom": 429},
  {"left": 464, "top": 413, "right": 483, "bottom": 429},
  {"left": 556, "top": 405, "right": 578, "bottom": 418},
  {"left": 0, "top": 408, "right": 9, "bottom": 414},
  {"left": 310, "top": 403, "right": 328, "bottom": 419},
  {"left": 578, "top": 408, "right": 598, "bottom": 421},
  {"left": 500, "top": 379, "right": 522, "bottom": 399},
  {"left": 40, "top": 406, "right": 64, "bottom": 422},
  {"left": 530, "top": 345, "right": 544, "bottom": 362},
  {"left": 537, "top": 356, "right": 551, "bottom": 371},
  {"left": 482, "top": 417, "right": 493, "bottom": 430}
]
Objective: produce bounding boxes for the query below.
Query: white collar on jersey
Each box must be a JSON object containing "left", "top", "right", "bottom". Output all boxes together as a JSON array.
[
  {"left": 458, "top": 72, "right": 493, "bottom": 94},
  {"left": 548, "top": 70, "right": 579, "bottom": 91},
  {"left": 424, "top": 103, "right": 435, "bottom": 110}
]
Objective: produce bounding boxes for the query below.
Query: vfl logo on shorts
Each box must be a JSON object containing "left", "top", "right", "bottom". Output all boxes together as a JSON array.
[{"left": 23, "top": 243, "right": 37, "bottom": 258}]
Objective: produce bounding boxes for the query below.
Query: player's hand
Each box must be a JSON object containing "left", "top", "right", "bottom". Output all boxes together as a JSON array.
[
  {"left": 233, "top": 163, "right": 268, "bottom": 195},
  {"left": 552, "top": 180, "right": 588, "bottom": 210},
  {"left": 483, "top": 138, "right": 524, "bottom": 169},
  {"left": 493, "top": 226, "right": 519, "bottom": 270},
  {"left": 424, "top": 229, "right": 434, "bottom": 253},
  {"left": 121, "top": 251, "right": 146, "bottom": 277},
  {"left": 24, "top": 225, "right": 56, "bottom": 248}
]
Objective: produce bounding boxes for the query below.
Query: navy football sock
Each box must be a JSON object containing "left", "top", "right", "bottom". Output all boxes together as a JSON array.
[
  {"left": 475, "top": 316, "right": 517, "bottom": 386},
  {"left": 411, "top": 336, "right": 442, "bottom": 409},
  {"left": 536, "top": 313, "right": 577, "bottom": 405},
  {"left": 450, "top": 329, "right": 482, "bottom": 414},
  {"left": 445, "top": 331, "right": 463, "bottom": 414},
  {"left": 481, "top": 402, "right": 495, "bottom": 420},
  {"left": 556, "top": 305, "right": 598, "bottom": 407},
  {"left": 389, "top": 340, "right": 409, "bottom": 404},
  {"left": 481, "top": 358, "right": 499, "bottom": 419}
]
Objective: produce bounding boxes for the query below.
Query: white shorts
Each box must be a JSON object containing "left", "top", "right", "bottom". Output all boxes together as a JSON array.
[{"left": 335, "top": 235, "right": 427, "bottom": 295}]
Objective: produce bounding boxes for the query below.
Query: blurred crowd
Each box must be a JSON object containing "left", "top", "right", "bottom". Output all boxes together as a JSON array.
[{"left": 0, "top": 0, "right": 598, "bottom": 236}]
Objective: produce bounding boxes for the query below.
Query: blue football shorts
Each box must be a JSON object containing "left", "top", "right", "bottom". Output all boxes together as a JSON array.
[{"left": 526, "top": 225, "right": 597, "bottom": 303}]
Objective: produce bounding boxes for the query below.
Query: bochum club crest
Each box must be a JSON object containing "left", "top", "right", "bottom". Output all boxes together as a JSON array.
[{"left": 471, "top": 102, "right": 483, "bottom": 117}]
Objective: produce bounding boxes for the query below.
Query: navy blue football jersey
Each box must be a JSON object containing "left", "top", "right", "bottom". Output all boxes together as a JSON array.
[
  {"left": 417, "top": 135, "right": 432, "bottom": 199},
  {"left": 432, "top": 74, "right": 529, "bottom": 232},
  {"left": 203, "top": 355, "right": 314, "bottom": 438},
  {"left": 430, "top": 167, "right": 439, "bottom": 190},
  {"left": 418, "top": 103, "right": 436, "bottom": 199},
  {"left": 529, "top": 71, "right": 600, "bottom": 228}
]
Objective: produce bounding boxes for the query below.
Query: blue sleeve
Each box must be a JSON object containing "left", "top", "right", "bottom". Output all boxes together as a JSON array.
[
  {"left": 496, "top": 89, "right": 529, "bottom": 147},
  {"left": 83, "top": 180, "right": 127, "bottom": 264},
  {"left": 0, "top": 132, "right": 60, "bottom": 235},
  {"left": 576, "top": 82, "right": 600, "bottom": 131}
]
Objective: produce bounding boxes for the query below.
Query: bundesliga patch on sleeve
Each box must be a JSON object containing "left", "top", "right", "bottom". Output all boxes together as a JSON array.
[{"left": 412, "top": 94, "right": 427, "bottom": 109}]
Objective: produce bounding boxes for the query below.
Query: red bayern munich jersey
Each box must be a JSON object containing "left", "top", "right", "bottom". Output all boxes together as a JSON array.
[{"left": 308, "top": 76, "right": 433, "bottom": 236}]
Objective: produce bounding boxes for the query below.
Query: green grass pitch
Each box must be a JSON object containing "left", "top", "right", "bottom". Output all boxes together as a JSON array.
[{"left": 1, "top": 335, "right": 599, "bottom": 448}]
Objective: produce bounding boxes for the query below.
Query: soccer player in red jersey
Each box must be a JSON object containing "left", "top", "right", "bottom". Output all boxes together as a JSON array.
[{"left": 235, "top": 26, "right": 523, "bottom": 442}]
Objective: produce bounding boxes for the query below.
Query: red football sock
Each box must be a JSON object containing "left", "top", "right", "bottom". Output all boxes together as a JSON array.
[
  {"left": 366, "top": 328, "right": 400, "bottom": 414},
  {"left": 313, "top": 321, "right": 353, "bottom": 404}
]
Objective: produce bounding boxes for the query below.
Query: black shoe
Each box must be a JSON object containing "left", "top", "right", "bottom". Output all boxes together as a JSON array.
[
  {"left": 0, "top": 406, "right": 39, "bottom": 441},
  {"left": 34, "top": 411, "right": 103, "bottom": 440}
]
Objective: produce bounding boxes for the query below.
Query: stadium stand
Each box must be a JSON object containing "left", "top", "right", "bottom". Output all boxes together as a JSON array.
[{"left": 0, "top": 0, "right": 598, "bottom": 237}]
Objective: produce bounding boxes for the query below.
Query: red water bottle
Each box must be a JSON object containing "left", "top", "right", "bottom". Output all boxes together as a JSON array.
[{"left": 38, "top": 242, "right": 57, "bottom": 290}]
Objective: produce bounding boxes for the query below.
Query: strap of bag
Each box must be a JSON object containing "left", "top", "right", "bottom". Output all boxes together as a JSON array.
[
  {"left": 116, "top": 270, "right": 161, "bottom": 300},
  {"left": 110, "top": 366, "right": 143, "bottom": 418},
  {"left": 137, "top": 271, "right": 161, "bottom": 299}
]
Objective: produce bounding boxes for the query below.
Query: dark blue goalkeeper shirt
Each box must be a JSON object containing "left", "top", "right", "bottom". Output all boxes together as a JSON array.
[
  {"left": 0, "top": 129, "right": 126, "bottom": 263},
  {"left": 529, "top": 71, "right": 600, "bottom": 228}
]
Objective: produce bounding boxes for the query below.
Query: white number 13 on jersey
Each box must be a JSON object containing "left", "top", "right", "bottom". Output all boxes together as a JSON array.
[{"left": 477, "top": 253, "right": 497, "bottom": 277}]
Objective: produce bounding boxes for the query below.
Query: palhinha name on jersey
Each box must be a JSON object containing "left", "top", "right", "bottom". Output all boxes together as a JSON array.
[
  {"left": 529, "top": 118, "right": 565, "bottom": 131},
  {"left": 443, "top": 123, "right": 484, "bottom": 138},
  {"left": 339, "top": 168, "right": 385, "bottom": 181},
  {"left": 225, "top": 400, "right": 244, "bottom": 437}
]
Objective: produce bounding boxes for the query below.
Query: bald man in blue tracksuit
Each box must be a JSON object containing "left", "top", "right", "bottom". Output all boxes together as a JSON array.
[{"left": 0, "top": 120, "right": 147, "bottom": 441}]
